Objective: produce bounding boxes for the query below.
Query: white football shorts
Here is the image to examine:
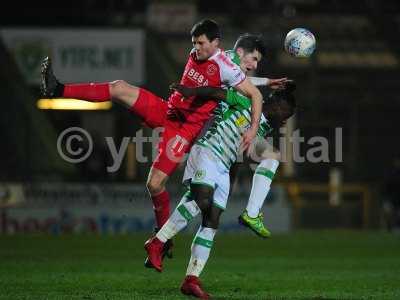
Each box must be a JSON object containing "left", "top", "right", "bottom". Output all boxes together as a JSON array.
[{"left": 183, "top": 144, "right": 230, "bottom": 210}]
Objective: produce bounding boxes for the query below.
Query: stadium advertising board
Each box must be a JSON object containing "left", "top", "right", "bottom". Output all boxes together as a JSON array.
[
  {"left": 0, "top": 29, "right": 145, "bottom": 85},
  {"left": 0, "top": 183, "right": 291, "bottom": 235}
]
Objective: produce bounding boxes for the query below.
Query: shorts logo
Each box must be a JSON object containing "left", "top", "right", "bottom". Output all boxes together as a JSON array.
[
  {"left": 171, "top": 135, "right": 189, "bottom": 155},
  {"left": 195, "top": 170, "right": 206, "bottom": 181},
  {"left": 207, "top": 64, "right": 217, "bottom": 76}
]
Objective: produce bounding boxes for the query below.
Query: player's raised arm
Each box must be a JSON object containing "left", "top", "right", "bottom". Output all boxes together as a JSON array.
[
  {"left": 170, "top": 83, "right": 254, "bottom": 109},
  {"left": 233, "top": 77, "right": 263, "bottom": 151},
  {"left": 249, "top": 76, "right": 290, "bottom": 90},
  {"left": 169, "top": 83, "right": 227, "bottom": 101}
]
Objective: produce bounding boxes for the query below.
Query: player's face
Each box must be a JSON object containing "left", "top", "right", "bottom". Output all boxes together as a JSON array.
[
  {"left": 192, "top": 34, "right": 219, "bottom": 60},
  {"left": 237, "top": 49, "right": 262, "bottom": 74}
]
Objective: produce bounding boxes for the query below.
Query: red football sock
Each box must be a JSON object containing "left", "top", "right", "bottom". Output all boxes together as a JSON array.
[
  {"left": 151, "top": 190, "right": 170, "bottom": 228},
  {"left": 62, "top": 83, "right": 110, "bottom": 102}
]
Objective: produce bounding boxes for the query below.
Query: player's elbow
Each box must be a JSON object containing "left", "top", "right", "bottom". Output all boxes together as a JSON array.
[
  {"left": 244, "top": 85, "right": 262, "bottom": 103},
  {"left": 252, "top": 87, "right": 263, "bottom": 102}
]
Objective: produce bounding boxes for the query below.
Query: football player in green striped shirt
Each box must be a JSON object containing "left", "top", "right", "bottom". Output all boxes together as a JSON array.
[{"left": 146, "top": 82, "right": 296, "bottom": 298}]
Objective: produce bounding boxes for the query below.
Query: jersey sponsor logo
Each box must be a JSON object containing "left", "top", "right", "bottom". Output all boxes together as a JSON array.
[
  {"left": 207, "top": 64, "right": 217, "bottom": 76},
  {"left": 186, "top": 68, "right": 208, "bottom": 86}
]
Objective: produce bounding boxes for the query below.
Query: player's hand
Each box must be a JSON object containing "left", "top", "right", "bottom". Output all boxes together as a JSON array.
[
  {"left": 240, "top": 127, "right": 258, "bottom": 154},
  {"left": 267, "top": 77, "right": 290, "bottom": 90},
  {"left": 169, "top": 83, "right": 194, "bottom": 99}
]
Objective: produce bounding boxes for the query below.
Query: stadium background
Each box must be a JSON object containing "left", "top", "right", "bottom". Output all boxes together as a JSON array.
[{"left": 0, "top": 1, "right": 399, "bottom": 299}]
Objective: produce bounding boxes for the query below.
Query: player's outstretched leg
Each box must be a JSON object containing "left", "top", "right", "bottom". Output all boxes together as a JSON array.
[
  {"left": 40, "top": 56, "right": 111, "bottom": 102},
  {"left": 40, "top": 57, "right": 140, "bottom": 107},
  {"left": 238, "top": 158, "right": 279, "bottom": 238}
]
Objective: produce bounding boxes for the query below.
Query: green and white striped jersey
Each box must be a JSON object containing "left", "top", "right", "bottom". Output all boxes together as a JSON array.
[
  {"left": 196, "top": 89, "right": 273, "bottom": 170},
  {"left": 226, "top": 49, "right": 241, "bottom": 66}
]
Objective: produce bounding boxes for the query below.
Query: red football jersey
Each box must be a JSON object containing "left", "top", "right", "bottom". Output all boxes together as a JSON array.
[{"left": 168, "top": 49, "right": 245, "bottom": 124}]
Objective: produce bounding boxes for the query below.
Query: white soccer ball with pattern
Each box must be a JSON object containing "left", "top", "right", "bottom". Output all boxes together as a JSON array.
[{"left": 284, "top": 28, "right": 316, "bottom": 58}]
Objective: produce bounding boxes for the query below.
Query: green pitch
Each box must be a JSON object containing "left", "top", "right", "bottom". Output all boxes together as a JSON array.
[{"left": 0, "top": 230, "right": 399, "bottom": 299}]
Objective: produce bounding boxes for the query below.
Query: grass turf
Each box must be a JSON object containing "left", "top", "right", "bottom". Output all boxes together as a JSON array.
[{"left": 0, "top": 230, "right": 399, "bottom": 300}]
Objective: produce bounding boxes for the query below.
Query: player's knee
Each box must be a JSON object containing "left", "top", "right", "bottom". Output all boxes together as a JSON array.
[
  {"left": 191, "top": 192, "right": 210, "bottom": 212},
  {"left": 196, "top": 198, "right": 211, "bottom": 213},
  {"left": 109, "top": 80, "right": 139, "bottom": 107},
  {"left": 109, "top": 80, "right": 126, "bottom": 97},
  {"left": 146, "top": 176, "right": 165, "bottom": 195},
  {"left": 191, "top": 184, "right": 213, "bottom": 212}
]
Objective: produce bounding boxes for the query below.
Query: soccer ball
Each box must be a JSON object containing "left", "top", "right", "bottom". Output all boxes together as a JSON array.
[{"left": 284, "top": 28, "right": 316, "bottom": 58}]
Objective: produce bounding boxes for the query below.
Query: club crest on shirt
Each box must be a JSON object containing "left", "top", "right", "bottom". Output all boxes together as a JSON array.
[
  {"left": 195, "top": 170, "right": 206, "bottom": 180},
  {"left": 207, "top": 64, "right": 217, "bottom": 76},
  {"left": 235, "top": 115, "right": 249, "bottom": 128}
]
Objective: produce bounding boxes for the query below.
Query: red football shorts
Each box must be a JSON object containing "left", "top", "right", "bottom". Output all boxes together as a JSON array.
[{"left": 129, "top": 88, "right": 203, "bottom": 176}]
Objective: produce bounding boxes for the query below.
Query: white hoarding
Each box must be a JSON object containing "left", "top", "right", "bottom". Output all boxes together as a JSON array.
[
  {"left": 0, "top": 183, "right": 291, "bottom": 235},
  {"left": 1, "top": 29, "right": 145, "bottom": 85}
]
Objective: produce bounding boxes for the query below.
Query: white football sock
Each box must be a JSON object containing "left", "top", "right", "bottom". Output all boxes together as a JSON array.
[
  {"left": 186, "top": 226, "right": 217, "bottom": 277},
  {"left": 246, "top": 159, "right": 279, "bottom": 218},
  {"left": 156, "top": 195, "right": 200, "bottom": 243}
]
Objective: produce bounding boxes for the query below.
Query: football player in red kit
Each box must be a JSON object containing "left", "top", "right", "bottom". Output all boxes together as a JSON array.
[{"left": 41, "top": 19, "right": 263, "bottom": 257}]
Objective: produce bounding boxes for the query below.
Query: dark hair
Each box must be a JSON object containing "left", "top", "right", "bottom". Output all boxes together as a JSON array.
[
  {"left": 233, "top": 33, "right": 267, "bottom": 57},
  {"left": 190, "top": 19, "right": 221, "bottom": 41},
  {"left": 271, "top": 83, "right": 296, "bottom": 113},
  {"left": 264, "top": 81, "right": 297, "bottom": 127}
]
